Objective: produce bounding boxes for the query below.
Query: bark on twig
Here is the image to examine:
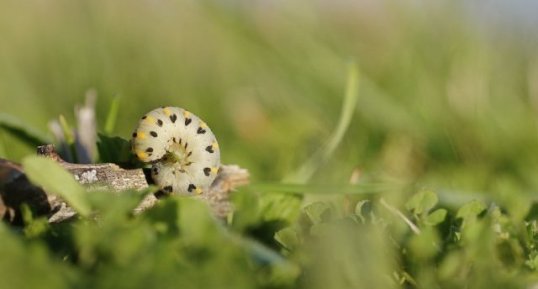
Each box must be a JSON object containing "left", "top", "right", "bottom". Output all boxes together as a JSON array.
[{"left": 0, "top": 144, "right": 249, "bottom": 224}]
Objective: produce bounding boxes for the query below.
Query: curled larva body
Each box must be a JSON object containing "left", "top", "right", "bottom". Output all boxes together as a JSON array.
[{"left": 131, "top": 107, "right": 220, "bottom": 195}]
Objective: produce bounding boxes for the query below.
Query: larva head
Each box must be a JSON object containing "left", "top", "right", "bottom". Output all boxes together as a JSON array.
[{"left": 132, "top": 106, "right": 221, "bottom": 195}]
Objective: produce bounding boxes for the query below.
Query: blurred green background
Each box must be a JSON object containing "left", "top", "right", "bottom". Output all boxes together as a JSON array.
[
  {"left": 1, "top": 0, "right": 538, "bottom": 193},
  {"left": 2, "top": 1, "right": 538, "bottom": 289}
]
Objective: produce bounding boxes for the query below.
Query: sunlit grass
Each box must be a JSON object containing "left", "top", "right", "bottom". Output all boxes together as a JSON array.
[{"left": 1, "top": 1, "right": 538, "bottom": 288}]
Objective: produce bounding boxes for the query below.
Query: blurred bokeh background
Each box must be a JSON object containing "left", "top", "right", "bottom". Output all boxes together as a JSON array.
[
  {"left": 1, "top": 0, "right": 538, "bottom": 192},
  {"left": 3, "top": 1, "right": 538, "bottom": 289}
]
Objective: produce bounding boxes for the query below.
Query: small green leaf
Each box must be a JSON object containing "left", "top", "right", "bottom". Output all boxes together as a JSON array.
[
  {"left": 177, "top": 197, "right": 219, "bottom": 244},
  {"left": 0, "top": 223, "right": 69, "bottom": 289},
  {"left": 424, "top": 208, "right": 447, "bottom": 226},
  {"left": 405, "top": 190, "right": 438, "bottom": 215},
  {"left": 144, "top": 198, "right": 180, "bottom": 236},
  {"left": 304, "top": 202, "right": 332, "bottom": 225},
  {"left": 456, "top": 200, "right": 486, "bottom": 221},
  {"left": 274, "top": 227, "right": 300, "bottom": 250},
  {"left": 408, "top": 228, "right": 439, "bottom": 261},
  {"left": 439, "top": 252, "right": 464, "bottom": 280},
  {"left": 20, "top": 203, "right": 50, "bottom": 238},
  {"left": 22, "top": 156, "right": 90, "bottom": 216},
  {"left": 24, "top": 216, "right": 51, "bottom": 238},
  {"left": 258, "top": 193, "right": 302, "bottom": 223},
  {"left": 525, "top": 255, "right": 538, "bottom": 270},
  {"left": 231, "top": 190, "right": 261, "bottom": 230},
  {"left": 309, "top": 223, "right": 332, "bottom": 237},
  {"left": 97, "top": 134, "right": 133, "bottom": 164}
]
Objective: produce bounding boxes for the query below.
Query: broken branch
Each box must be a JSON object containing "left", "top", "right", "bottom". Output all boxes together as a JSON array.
[{"left": 0, "top": 144, "right": 249, "bottom": 224}]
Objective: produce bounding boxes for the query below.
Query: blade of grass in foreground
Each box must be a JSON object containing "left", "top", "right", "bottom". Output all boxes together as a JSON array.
[
  {"left": 284, "top": 61, "right": 360, "bottom": 183},
  {"left": 0, "top": 113, "right": 51, "bottom": 146},
  {"left": 248, "top": 182, "right": 396, "bottom": 195},
  {"left": 22, "top": 156, "right": 91, "bottom": 217},
  {"left": 0, "top": 131, "right": 6, "bottom": 157},
  {"left": 249, "top": 183, "right": 497, "bottom": 207}
]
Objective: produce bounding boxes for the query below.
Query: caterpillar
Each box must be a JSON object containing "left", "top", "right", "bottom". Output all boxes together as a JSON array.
[{"left": 131, "top": 106, "right": 220, "bottom": 195}]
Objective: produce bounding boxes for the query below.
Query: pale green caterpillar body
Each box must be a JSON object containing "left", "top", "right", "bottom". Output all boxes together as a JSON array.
[{"left": 131, "top": 106, "right": 220, "bottom": 195}]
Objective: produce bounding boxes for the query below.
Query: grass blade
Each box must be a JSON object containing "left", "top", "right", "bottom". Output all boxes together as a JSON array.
[
  {"left": 0, "top": 131, "right": 6, "bottom": 157},
  {"left": 104, "top": 96, "right": 121, "bottom": 135},
  {"left": 22, "top": 156, "right": 91, "bottom": 217},
  {"left": 285, "top": 61, "right": 360, "bottom": 183},
  {"left": 248, "top": 182, "right": 394, "bottom": 195},
  {"left": 58, "top": 115, "right": 75, "bottom": 145},
  {"left": 0, "top": 113, "right": 51, "bottom": 146}
]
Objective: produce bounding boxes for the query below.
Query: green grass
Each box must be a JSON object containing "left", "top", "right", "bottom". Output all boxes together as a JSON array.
[{"left": 1, "top": 1, "right": 538, "bottom": 288}]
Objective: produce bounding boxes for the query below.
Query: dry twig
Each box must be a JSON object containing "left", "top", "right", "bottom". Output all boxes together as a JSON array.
[{"left": 0, "top": 144, "right": 249, "bottom": 224}]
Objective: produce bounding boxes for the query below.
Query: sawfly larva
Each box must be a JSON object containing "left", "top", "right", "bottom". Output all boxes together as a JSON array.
[{"left": 131, "top": 106, "right": 220, "bottom": 195}]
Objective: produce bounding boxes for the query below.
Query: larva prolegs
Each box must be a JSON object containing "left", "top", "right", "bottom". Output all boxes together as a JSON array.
[{"left": 132, "top": 106, "right": 220, "bottom": 195}]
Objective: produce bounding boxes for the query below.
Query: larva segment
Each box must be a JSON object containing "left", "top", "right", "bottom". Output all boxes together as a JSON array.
[{"left": 132, "top": 106, "right": 220, "bottom": 195}]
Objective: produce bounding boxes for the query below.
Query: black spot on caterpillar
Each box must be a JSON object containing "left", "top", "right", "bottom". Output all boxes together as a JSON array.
[
  {"left": 206, "top": 145, "right": 214, "bottom": 153},
  {"left": 132, "top": 106, "right": 220, "bottom": 195},
  {"left": 188, "top": 184, "right": 196, "bottom": 192},
  {"left": 203, "top": 167, "right": 211, "bottom": 176}
]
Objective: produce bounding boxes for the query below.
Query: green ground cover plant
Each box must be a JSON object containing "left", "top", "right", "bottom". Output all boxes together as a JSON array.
[{"left": 1, "top": 1, "right": 538, "bottom": 288}]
